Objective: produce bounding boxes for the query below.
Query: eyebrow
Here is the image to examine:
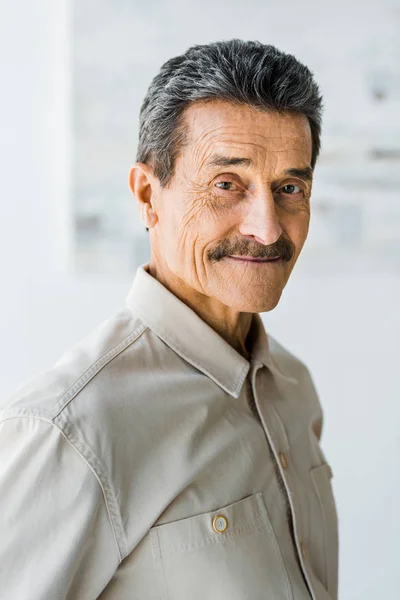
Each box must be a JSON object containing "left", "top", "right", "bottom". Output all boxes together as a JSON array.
[
  {"left": 207, "top": 154, "right": 313, "bottom": 182},
  {"left": 283, "top": 167, "right": 313, "bottom": 182},
  {"left": 208, "top": 155, "right": 253, "bottom": 168}
]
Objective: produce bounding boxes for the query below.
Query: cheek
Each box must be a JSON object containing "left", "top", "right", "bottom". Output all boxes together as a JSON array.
[
  {"left": 158, "top": 195, "right": 206, "bottom": 264},
  {"left": 179, "top": 191, "right": 238, "bottom": 236},
  {"left": 285, "top": 213, "right": 310, "bottom": 251}
]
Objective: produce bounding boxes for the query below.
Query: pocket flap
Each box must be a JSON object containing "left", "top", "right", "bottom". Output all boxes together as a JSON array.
[{"left": 152, "top": 492, "right": 269, "bottom": 554}]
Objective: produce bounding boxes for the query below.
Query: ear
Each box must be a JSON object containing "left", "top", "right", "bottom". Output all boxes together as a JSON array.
[{"left": 129, "top": 162, "right": 159, "bottom": 229}]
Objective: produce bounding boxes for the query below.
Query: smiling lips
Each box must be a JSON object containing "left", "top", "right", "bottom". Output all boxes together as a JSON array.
[{"left": 228, "top": 255, "right": 281, "bottom": 263}]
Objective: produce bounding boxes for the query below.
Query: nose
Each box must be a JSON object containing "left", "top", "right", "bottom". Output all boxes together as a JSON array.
[{"left": 238, "top": 189, "right": 283, "bottom": 246}]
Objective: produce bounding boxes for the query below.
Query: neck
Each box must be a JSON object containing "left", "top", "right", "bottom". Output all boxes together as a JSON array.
[{"left": 147, "top": 260, "right": 253, "bottom": 360}]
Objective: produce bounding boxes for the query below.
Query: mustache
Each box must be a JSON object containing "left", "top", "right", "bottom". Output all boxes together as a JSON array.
[{"left": 207, "top": 236, "right": 294, "bottom": 262}]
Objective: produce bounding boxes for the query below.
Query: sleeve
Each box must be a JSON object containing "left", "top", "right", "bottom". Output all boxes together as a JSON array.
[{"left": 0, "top": 415, "right": 120, "bottom": 599}]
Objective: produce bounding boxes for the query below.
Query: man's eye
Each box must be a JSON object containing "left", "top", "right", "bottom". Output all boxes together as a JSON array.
[
  {"left": 279, "top": 184, "right": 302, "bottom": 195},
  {"left": 215, "top": 181, "right": 237, "bottom": 191}
]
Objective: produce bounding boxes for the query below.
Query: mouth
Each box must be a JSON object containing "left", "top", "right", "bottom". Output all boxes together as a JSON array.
[{"left": 227, "top": 255, "right": 282, "bottom": 264}]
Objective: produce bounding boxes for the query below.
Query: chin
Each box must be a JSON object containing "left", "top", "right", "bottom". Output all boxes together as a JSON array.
[
  {"left": 207, "top": 256, "right": 292, "bottom": 313},
  {"left": 218, "top": 288, "right": 283, "bottom": 314}
]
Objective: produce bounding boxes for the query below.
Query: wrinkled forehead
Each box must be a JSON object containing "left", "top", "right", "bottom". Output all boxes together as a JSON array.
[{"left": 180, "top": 100, "right": 312, "bottom": 172}]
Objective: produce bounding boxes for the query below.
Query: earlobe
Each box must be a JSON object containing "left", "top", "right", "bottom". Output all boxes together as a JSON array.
[
  {"left": 142, "top": 203, "right": 158, "bottom": 229},
  {"left": 129, "top": 162, "right": 158, "bottom": 229}
]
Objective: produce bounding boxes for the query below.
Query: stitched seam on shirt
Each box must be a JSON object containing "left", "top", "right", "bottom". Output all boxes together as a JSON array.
[
  {"left": 0, "top": 415, "right": 124, "bottom": 563},
  {"left": 51, "top": 321, "right": 147, "bottom": 419},
  {"left": 159, "top": 514, "right": 269, "bottom": 555},
  {"left": 54, "top": 412, "right": 127, "bottom": 562},
  {"left": 0, "top": 409, "right": 54, "bottom": 422},
  {"left": 311, "top": 468, "right": 330, "bottom": 590},
  {"left": 49, "top": 322, "right": 149, "bottom": 562},
  {"left": 234, "top": 361, "right": 250, "bottom": 396},
  {"left": 150, "top": 528, "right": 171, "bottom": 600}
]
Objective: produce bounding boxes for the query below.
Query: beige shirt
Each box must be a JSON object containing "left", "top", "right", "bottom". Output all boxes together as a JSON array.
[{"left": 0, "top": 264, "right": 339, "bottom": 600}]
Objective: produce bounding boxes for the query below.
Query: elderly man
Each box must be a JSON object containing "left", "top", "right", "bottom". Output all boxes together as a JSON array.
[{"left": 0, "top": 40, "right": 338, "bottom": 599}]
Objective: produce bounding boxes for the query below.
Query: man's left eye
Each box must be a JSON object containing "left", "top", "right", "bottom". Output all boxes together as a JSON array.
[{"left": 280, "top": 184, "right": 302, "bottom": 195}]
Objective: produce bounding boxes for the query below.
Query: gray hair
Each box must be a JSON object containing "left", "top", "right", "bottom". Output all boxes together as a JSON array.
[{"left": 136, "top": 39, "right": 324, "bottom": 187}]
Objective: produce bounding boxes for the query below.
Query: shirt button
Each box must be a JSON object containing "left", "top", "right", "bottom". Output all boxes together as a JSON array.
[
  {"left": 212, "top": 514, "right": 229, "bottom": 534},
  {"left": 300, "top": 542, "right": 307, "bottom": 560},
  {"left": 279, "top": 452, "right": 288, "bottom": 469}
]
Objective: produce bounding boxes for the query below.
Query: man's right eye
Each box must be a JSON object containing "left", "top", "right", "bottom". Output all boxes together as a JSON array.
[{"left": 215, "top": 181, "right": 235, "bottom": 191}]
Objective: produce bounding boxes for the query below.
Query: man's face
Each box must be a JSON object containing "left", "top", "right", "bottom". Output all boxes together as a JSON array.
[{"left": 150, "top": 100, "right": 313, "bottom": 313}]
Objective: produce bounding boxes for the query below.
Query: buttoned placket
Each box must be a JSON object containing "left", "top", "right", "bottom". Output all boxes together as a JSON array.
[{"left": 249, "top": 361, "right": 318, "bottom": 600}]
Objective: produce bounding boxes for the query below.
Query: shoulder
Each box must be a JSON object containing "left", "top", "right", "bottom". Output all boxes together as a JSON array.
[
  {"left": 0, "top": 306, "right": 155, "bottom": 483},
  {"left": 268, "top": 333, "right": 314, "bottom": 383},
  {"left": 267, "top": 333, "right": 323, "bottom": 424},
  {"left": 0, "top": 306, "right": 157, "bottom": 562},
  {"left": 1, "top": 307, "right": 147, "bottom": 420}
]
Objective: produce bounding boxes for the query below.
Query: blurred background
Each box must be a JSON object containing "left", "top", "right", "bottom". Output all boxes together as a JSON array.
[{"left": 0, "top": 0, "right": 399, "bottom": 598}]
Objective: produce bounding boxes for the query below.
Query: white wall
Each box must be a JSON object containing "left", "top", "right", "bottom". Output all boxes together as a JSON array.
[
  {"left": 0, "top": 0, "right": 129, "bottom": 391},
  {"left": 0, "top": 2, "right": 399, "bottom": 599}
]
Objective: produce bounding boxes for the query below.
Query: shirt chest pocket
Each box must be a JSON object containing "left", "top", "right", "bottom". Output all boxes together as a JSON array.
[{"left": 149, "top": 492, "right": 293, "bottom": 600}]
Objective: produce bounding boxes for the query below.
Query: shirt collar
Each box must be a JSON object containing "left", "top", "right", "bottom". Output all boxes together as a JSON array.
[{"left": 125, "top": 263, "right": 285, "bottom": 398}]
